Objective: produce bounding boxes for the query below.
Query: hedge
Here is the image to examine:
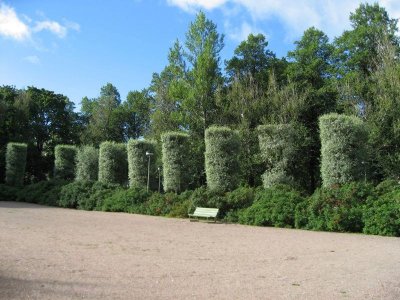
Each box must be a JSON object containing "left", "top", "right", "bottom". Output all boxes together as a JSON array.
[
  {"left": 161, "top": 132, "right": 189, "bottom": 192},
  {"left": 98, "top": 141, "right": 128, "bottom": 185},
  {"left": 319, "top": 113, "right": 367, "bottom": 187},
  {"left": 75, "top": 145, "right": 99, "bottom": 181},
  {"left": 205, "top": 126, "right": 240, "bottom": 193},
  {"left": 127, "top": 139, "right": 156, "bottom": 189},
  {"left": 54, "top": 145, "right": 77, "bottom": 180},
  {"left": 257, "top": 124, "right": 308, "bottom": 189},
  {"left": 5, "top": 142, "right": 27, "bottom": 186}
]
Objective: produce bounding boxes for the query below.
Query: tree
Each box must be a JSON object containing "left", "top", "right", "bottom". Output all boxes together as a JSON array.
[
  {"left": 81, "top": 83, "right": 124, "bottom": 145},
  {"left": 183, "top": 11, "right": 224, "bottom": 134},
  {"left": 367, "top": 38, "right": 400, "bottom": 180},
  {"left": 225, "top": 33, "right": 276, "bottom": 86},
  {"left": 335, "top": 3, "right": 399, "bottom": 77},
  {"left": 149, "top": 40, "right": 188, "bottom": 139},
  {"left": 122, "top": 89, "right": 152, "bottom": 140}
]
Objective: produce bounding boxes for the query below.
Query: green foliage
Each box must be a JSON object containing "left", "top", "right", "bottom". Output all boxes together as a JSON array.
[
  {"left": 168, "top": 190, "right": 194, "bottom": 218},
  {"left": 59, "top": 180, "right": 96, "bottom": 209},
  {"left": 0, "top": 184, "right": 20, "bottom": 201},
  {"left": 101, "top": 187, "right": 150, "bottom": 213},
  {"left": 367, "top": 39, "right": 400, "bottom": 181},
  {"left": 161, "top": 132, "right": 190, "bottom": 192},
  {"left": 5, "top": 142, "right": 27, "bottom": 186},
  {"left": 223, "top": 186, "right": 256, "bottom": 222},
  {"left": 238, "top": 185, "right": 305, "bottom": 228},
  {"left": 145, "top": 192, "right": 180, "bottom": 216},
  {"left": 319, "top": 113, "right": 367, "bottom": 187},
  {"left": 335, "top": 3, "right": 399, "bottom": 77},
  {"left": 225, "top": 33, "right": 275, "bottom": 86},
  {"left": 98, "top": 141, "right": 128, "bottom": 185},
  {"left": 83, "top": 181, "right": 121, "bottom": 210},
  {"left": 75, "top": 145, "right": 99, "bottom": 181},
  {"left": 54, "top": 145, "right": 77, "bottom": 180},
  {"left": 16, "top": 179, "right": 69, "bottom": 206},
  {"left": 127, "top": 139, "right": 156, "bottom": 188},
  {"left": 363, "top": 180, "right": 400, "bottom": 236},
  {"left": 189, "top": 186, "right": 224, "bottom": 213},
  {"left": 205, "top": 126, "right": 240, "bottom": 193},
  {"left": 18, "top": 87, "right": 80, "bottom": 181},
  {"left": 122, "top": 89, "right": 152, "bottom": 139},
  {"left": 224, "top": 186, "right": 256, "bottom": 210},
  {"left": 184, "top": 11, "right": 224, "bottom": 134},
  {"left": 81, "top": 83, "right": 124, "bottom": 145},
  {"left": 257, "top": 124, "right": 309, "bottom": 189},
  {"left": 299, "top": 182, "right": 374, "bottom": 232}
]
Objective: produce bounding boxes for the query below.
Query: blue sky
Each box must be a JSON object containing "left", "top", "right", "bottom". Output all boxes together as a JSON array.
[{"left": 1, "top": 0, "right": 399, "bottom": 109}]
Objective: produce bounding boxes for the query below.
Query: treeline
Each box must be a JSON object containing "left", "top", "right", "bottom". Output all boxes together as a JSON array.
[{"left": 1, "top": 3, "right": 400, "bottom": 190}]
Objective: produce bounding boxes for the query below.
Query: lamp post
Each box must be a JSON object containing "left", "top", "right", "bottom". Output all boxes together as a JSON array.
[
  {"left": 146, "top": 151, "right": 153, "bottom": 192},
  {"left": 157, "top": 167, "right": 161, "bottom": 193}
]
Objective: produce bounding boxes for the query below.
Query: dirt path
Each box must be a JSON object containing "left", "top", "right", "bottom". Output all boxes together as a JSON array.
[{"left": 0, "top": 201, "right": 399, "bottom": 299}]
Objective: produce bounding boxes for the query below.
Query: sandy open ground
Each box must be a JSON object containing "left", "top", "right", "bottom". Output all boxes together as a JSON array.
[{"left": 0, "top": 201, "right": 399, "bottom": 299}]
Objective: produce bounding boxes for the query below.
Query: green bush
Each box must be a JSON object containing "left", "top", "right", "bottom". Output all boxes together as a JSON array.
[
  {"left": 0, "top": 184, "right": 20, "bottom": 201},
  {"left": 363, "top": 181, "right": 400, "bottom": 236},
  {"left": 58, "top": 180, "right": 96, "bottom": 209},
  {"left": 54, "top": 145, "right": 77, "bottom": 180},
  {"left": 257, "top": 124, "right": 309, "bottom": 189},
  {"left": 300, "top": 182, "right": 374, "bottom": 232},
  {"left": 205, "top": 126, "right": 240, "bottom": 193},
  {"left": 238, "top": 185, "right": 305, "bottom": 228},
  {"left": 189, "top": 186, "right": 225, "bottom": 214},
  {"left": 161, "top": 132, "right": 190, "bottom": 193},
  {"left": 16, "top": 180, "right": 69, "bottom": 206},
  {"left": 373, "top": 179, "right": 400, "bottom": 195},
  {"left": 127, "top": 139, "right": 156, "bottom": 189},
  {"left": 5, "top": 142, "right": 27, "bottom": 186},
  {"left": 101, "top": 187, "right": 150, "bottom": 213},
  {"left": 168, "top": 199, "right": 193, "bottom": 218},
  {"left": 84, "top": 181, "right": 121, "bottom": 211},
  {"left": 75, "top": 146, "right": 99, "bottom": 181},
  {"left": 319, "top": 113, "right": 367, "bottom": 188},
  {"left": 225, "top": 186, "right": 256, "bottom": 210},
  {"left": 145, "top": 192, "right": 182, "bottom": 216},
  {"left": 98, "top": 141, "right": 128, "bottom": 185}
]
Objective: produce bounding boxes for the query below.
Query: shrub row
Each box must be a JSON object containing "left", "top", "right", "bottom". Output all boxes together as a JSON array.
[{"left": 1, "top": 179, "right": 399, "bottom": 237}]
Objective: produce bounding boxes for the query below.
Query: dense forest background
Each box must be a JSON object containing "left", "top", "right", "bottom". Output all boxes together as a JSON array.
[{"left": 1, "top": 3, "right": 399, "bottom": 193}]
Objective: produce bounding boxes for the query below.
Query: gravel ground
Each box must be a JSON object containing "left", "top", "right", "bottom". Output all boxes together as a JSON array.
[{"left": 0, "top": 201, "right": 399, "bottom": 300}]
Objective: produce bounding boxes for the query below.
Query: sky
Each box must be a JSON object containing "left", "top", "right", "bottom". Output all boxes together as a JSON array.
[{"left": 1, "top": 0, "right": 400, "bottom": 109}]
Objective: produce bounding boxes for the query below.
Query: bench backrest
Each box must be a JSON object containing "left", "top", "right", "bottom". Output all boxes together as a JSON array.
[{"left": 193, "top": 207, "right": 219, "bottom": 217}]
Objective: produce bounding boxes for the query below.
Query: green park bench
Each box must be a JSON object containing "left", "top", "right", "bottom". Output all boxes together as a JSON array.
[{"left": 188, "top": 207, "right": 219, "bottom": 222}]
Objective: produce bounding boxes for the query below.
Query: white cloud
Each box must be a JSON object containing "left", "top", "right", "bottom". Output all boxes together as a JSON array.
[
  {"left": 167, "top": 0, "right": 400, "bottom": 40},
  {"left": 226, "top": 21, "right": 267, "bottom": 42},
  {"left": 64, "top": 20, "right": 80, "bottom": 32},
  {"left": 0, "top": 3, "right": 80, "bottom": 42},
  {"left": 167, "top": 0, "right": 227, "bottom": 12},
  {"left": 0, "top": 3, "right": 30, "bottom": 41},
  {"left": 34, "top": 20, "right": 67, "bottom": 38},
  {"left": 23, "top": 55, "right": 40, "bottom": 64}
]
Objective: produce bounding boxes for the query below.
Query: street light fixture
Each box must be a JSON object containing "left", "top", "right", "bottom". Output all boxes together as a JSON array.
[
  {"left": 157, "top": 167, "right": 161, "bottom": 193},
  {"left": 146, "top": 151, "right": 153, "bottom": 192}
]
